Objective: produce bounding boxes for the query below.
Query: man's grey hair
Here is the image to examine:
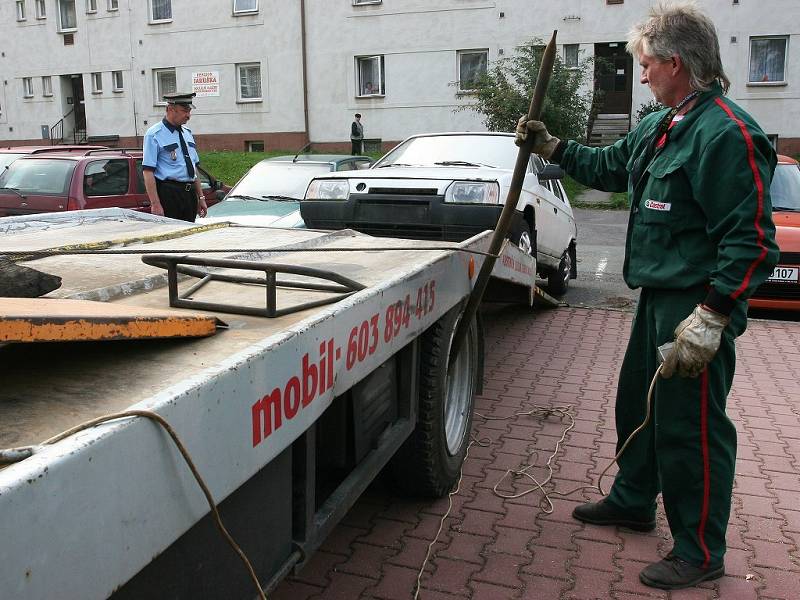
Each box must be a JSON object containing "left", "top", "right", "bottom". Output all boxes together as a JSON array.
[{"left": 626, "top": 1, "right": 730, "bottom": 93}]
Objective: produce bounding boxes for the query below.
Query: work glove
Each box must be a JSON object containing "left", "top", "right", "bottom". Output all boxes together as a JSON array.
[
  {"left": 660, "top": 305, "right": 729, "bottom": 379},
  {"left": 514, "top": 116, "right": 560, "bottom": 159}
]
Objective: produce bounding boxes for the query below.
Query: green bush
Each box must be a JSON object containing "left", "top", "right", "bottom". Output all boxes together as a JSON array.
[
  {"left": 635, "top": 99, "right": 666, "bottom": 124},
  {"left": 456, "top": 39, "right": 595, "bottom": 142}
]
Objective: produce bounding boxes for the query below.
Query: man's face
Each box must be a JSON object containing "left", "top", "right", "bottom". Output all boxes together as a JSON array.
[
  {"left": 167, "top": 104, "right": 192, "bottom": 126},
  {"left": 638, "top": 51, "right": 676, "bottom": 106}
]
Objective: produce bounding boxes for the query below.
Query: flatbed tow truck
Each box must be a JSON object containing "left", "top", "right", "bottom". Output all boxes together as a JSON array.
[{"left": 0, "top": 209, "right": 557, "bottom": 599}]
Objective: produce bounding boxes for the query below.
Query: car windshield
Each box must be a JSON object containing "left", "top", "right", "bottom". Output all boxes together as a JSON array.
[
  {"left": 374, "top": 135, "right": 518, "bottom": 170},
  {"left": 229, "top": 161, "right": 332, "bottom": 200},
  {"left": 771, "top": 163, "right": 800, "bottom": 211},
  {"left": 0, "top": 159, "right": 74, "bottom": 195},
  {"left": 0, "top": 153, "right": 26, "bottom": 172}
]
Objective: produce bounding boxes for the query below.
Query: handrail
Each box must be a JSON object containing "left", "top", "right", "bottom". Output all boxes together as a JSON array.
[{"left": 49, "top": 108, "right": 75, "bottom": 145}]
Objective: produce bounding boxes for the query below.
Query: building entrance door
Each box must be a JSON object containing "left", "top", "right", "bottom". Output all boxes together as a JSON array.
[
  {"left": 71, "top": 75, "right": 86, "bottom": 139},
  {"left": 594, "top": 43, "right": 633, "bottom": 115}
]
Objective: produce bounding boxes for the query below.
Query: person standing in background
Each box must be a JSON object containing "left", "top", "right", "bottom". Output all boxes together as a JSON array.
[
  {"left": 142, "top": 92, "right": 207, "bottom": 222},
  {"left": 351, "top": 113, "right": 364, "bottom": 155}
]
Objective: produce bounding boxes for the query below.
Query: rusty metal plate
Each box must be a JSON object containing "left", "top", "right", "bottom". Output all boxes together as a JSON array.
[{"left": 0, "top": 298, "right": 219, "bottom": 343}]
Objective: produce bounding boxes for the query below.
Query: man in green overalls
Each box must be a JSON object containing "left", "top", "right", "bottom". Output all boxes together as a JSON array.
[{"left": 517, "top": 2, "right": 778, "bottom": 591}]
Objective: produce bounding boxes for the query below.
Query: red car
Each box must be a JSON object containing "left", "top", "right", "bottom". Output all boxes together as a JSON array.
[
  {"left": 749, "top": 155, "right": 800, "bottom": 311},
  {"left": 0, "top": 148, "right": 227, "bottom": 217},
  {"left": 0, "top": 145, "right": 110, "bottom": 172}
]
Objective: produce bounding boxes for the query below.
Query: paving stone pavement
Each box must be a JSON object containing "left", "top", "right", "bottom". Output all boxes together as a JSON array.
[{"left": 273, "top": 306, "right": 800, "bottom": 600}]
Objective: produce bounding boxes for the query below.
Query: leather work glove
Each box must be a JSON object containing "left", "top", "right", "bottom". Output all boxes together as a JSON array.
[
  {"left": 660, "top": 305, "right": 730, "bottom": 379},
  {"left": 514, "top": 116, "right": 560, "bottom": 159}
]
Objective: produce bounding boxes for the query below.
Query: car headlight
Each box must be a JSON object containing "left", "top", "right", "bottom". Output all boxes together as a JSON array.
[
  {"left": 444, "top": 181, "right": 500, "bottom": 204},
  {"left": 306, "top": 179, "right": 350, "bottom": 201}
]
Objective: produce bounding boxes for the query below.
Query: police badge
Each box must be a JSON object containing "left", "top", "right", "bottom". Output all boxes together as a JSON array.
[{"left": 171, "top": 149, "right": 177, "bottom": 160}]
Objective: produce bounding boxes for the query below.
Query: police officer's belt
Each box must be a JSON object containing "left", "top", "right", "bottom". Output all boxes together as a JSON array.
[{"left": 159, "top": 179, "right": 194, "bottom": 192}]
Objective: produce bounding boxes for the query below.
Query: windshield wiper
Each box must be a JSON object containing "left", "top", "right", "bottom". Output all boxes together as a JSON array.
[
  {"left": 773, "top": 206, "right": 800, "bottom": 212},
  {"left": 261, "top": 195, "right": 301, "bottom": 202},
  {"left": 0, "top": 186, "right": 26, "bottom": 199},
  {"left": 433, "top": 160, "right": 495, "bottom": 168},
  {"left": 377, "top": 163, "right": 417, "bottom": 168}
]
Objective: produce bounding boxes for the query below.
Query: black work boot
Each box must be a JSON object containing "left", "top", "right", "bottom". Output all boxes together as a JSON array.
[
  {"left": 639, "top": 554, "right": 724, "bottom": 590},
  {"left": 572, "top": 499, "right": 656, "bottom": 532}
]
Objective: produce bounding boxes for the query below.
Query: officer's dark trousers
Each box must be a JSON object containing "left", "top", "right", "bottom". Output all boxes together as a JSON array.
[
  {"left": 606, "top": 286, "right": 746, "bottom": 569},
  {"left": 156, "top": 179, "right": 197, "bottom": 222},
  {"left": 351, "top": 140, "right": 362, "bottom": 155}
]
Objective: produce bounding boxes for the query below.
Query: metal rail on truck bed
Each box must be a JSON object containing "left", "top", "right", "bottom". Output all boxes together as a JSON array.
[{"left": 0, "top": 209, "right": 552, "bottom": 599}]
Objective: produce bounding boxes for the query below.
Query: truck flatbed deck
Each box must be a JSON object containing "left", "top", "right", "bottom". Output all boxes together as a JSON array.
[{"left": 0, "top": 209, "right": 549, "bottom": 599}]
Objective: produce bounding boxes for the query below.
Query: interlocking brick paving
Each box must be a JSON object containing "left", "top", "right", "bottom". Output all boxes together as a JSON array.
[{"left": 274, "top": 307, "right": 800, "bottom": 599}]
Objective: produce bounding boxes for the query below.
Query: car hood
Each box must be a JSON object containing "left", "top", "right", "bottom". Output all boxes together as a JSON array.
[
  {"left": 320, "top": 165, "right": 513, "bottom": 194},
  {"left": 774, "top": 211, "right": 800, "bottom": 251},
  {"left": 199, "top": 198, "right": 304, "bottom": 228}
]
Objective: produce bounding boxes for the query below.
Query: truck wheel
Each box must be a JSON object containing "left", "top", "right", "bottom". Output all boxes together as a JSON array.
[
  {"left": 390, "top": 305, "right": 480, "bottom": 497},
  {"left": 547, "top": 248, "right": 572, "bottom": 297}
]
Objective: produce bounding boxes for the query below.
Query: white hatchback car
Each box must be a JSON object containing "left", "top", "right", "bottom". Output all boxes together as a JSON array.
[{"left": 300, "top": 132, "right": 578, "bottom": 295}]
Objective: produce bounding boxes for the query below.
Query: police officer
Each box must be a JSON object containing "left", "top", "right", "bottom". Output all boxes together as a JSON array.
[
  {"left": 142, "top": 92, "right": 207, "bottom": 222},
  {"left": 517, "top": 2, "right": 777, "bottom": 591}
]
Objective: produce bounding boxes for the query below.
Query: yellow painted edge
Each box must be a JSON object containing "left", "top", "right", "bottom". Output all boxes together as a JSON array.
[
  {"left": 10, "top": 221, "right": 230, "bottom": 262},
  {"left": 0, "top": 316, "right": 217, "bottom": 343}
]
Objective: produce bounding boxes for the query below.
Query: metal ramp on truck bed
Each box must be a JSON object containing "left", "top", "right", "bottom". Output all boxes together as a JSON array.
[{"left": 0, "top": 209, "right": 554, "bottom": 599}]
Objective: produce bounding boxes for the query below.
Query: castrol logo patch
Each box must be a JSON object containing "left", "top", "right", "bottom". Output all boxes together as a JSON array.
[{"left": 644, "top": 199, "right": 671, "bottom": 212}]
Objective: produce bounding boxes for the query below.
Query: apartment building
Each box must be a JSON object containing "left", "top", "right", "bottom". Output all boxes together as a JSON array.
[{"left": 1, "top": 0, "right": 798, "bottom": 154}]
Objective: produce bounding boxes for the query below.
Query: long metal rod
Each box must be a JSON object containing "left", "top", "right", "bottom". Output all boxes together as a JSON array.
[{"left": 449, "top": 30, "right": 558, "bottom": 361}]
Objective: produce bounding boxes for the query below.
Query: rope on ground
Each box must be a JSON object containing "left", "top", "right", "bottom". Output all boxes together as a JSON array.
[
  {"left": 412, "top": 434, "right": 491, "bottom": 599},
  {"left": 6, "top": 411, "right": 268, "bottom": 600},
  {"left": 474, "top": 365, "right": 661, "bottom": 513}
]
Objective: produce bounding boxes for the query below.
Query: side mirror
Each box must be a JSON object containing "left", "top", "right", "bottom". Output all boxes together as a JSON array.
[
  {"left": 214, "top": 179, "right": 224, "bottom": 190},
  {"left": 215, "top": 189, "right": 226, "bottom": 202},
  {"left": 538, "top": 164, "right": 565, "bottom": 180}
]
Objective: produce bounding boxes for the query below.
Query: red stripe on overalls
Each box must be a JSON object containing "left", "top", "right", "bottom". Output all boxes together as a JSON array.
[
  {"left": 714, "top": 98, "right": 767, "bottom": 300},
  {"left": 697, "top": 370, "right": 712, "bottom": 568}
]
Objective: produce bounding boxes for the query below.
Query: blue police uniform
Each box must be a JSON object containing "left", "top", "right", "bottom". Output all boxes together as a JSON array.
[
  {"left": 142, "top": 92, "right": 202, "bottom": 221},
  {"left": 142, "top": 120, "right": 200, "bottom": 183}
]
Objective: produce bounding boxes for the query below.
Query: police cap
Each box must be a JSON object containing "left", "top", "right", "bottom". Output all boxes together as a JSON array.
[{"left": 163, "top": 92, "right": 196, "bottom": 109}]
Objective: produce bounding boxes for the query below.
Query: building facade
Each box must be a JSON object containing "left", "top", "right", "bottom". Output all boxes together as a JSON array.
[{"left": 2, "top": 0, "right": 798, "bottom": 154}]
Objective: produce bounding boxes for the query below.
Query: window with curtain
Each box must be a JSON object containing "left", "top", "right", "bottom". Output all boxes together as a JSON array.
[
  {"left": 91, "top": 72, "right": 103, "bottom": 93},
  {"left": 237, "top": 63, "right": 262, "bottom": 101},
  {"left": 16, "top": 1, "right": 27, "bottom": 21},
  {"left": 233, "top": 0, "right": 257, "bottom": 14},
  {"left": 35, "top": 0, "right": 46, "bottom": 18},
  {"left": 113, "top": 71, "right": 124, "bottom": 91},
  {"left": 749, "top": 36, "right": 788, "bottom": 83},
  {"left": 23, "top": 78, "right": 34, "bottom": 98},
  {"left": 356, "top": 55, "right": 385, "bottom": 96},
  {"left": 151, "top": 0, "right": 172, "bottom": 22},
  {"left": 564, "top": 44, "right": 579, "bottom": 69},
  {"left": 42, "top": 76, "right": 53, "bottom": 96},
  {"left": 58, "top": 0, "right": 77, "bottom": 30},
  {"left": 155, "top": 69, "right": 176, "bottom": 103},
  {"left": 108, "top": 0, "right": 119, "bottom": 9},
  {"left": 457, "top": 50, "right": 488, "bottom": 92},
  {"left": 86, "top": 0, "right": 97, "bottom": 12}
]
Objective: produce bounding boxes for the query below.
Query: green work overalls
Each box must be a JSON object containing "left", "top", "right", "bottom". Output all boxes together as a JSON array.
[{"left": 557, "top": 83, "right": 779, "bottom": 568}]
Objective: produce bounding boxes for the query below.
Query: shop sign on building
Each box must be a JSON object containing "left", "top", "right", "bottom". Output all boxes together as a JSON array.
[{"left": 192, "top": 71, "right": 220, "bottom": 97}]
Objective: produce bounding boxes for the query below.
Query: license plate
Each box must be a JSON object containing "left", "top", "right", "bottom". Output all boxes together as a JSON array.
[{"left": 768, "top": 266, "right": 799, "bottom": 283}]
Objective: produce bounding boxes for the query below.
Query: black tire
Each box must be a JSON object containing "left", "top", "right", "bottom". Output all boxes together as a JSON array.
[
  {"left": 390, "top": 305, "right": 480, "bottom": 497},
  {"left": 547, "top": 246, "right": 572, "bottom": 297}
]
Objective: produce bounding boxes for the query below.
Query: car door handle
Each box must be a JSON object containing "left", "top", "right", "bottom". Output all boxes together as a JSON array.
[
  {"left": 20, "top": 202, "right": 28, "bottom": 207},
  {"left": 553, "top": 207, "right": 558, "bottom": 214}
]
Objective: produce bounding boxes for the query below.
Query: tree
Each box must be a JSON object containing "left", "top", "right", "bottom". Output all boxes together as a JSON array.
[
  {"left": 456, "top": 40, "right": 595, "bottom": 141},
  {"left": 635, "top": 98, "right": 666, "bottom": 124}
]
